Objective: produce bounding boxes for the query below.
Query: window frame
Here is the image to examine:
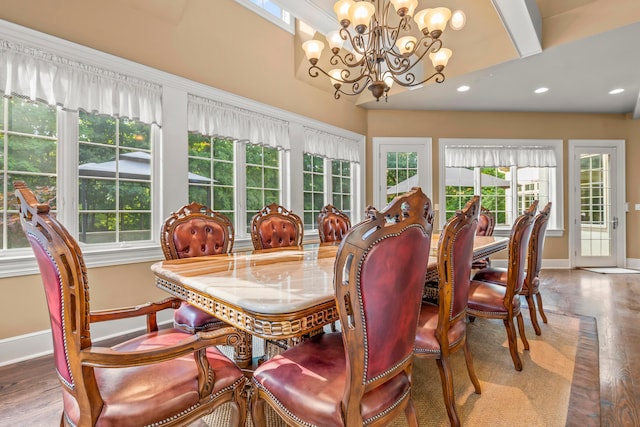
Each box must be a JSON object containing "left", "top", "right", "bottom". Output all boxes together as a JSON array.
[{"left": 438, "top": 138, "right": 564, "bottom": 237}]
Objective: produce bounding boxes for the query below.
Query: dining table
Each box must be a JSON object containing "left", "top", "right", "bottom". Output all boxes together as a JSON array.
[{"left": 152, "top": 235, "right": 508, "bottom": 369}]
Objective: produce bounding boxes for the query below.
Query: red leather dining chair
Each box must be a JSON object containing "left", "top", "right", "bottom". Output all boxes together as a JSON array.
[
  {"left": 414, "top": 195, "right": 481, "bottom": 427},
  {"left": 317, "top": 204, "right": 351, "bottom": 243},
  {"left": 250, "top": 187, "right": 434, "bottom": 427},
  {"left": 471, "top": 206, "right": 495, "bottom": 270},
  {"left": 14, "top": 182, "right": 247, "bottom": 427},
  {"left": 161, "top": 202, "right": 234, "bottom": 333},
  {"left": 250, "top": 203, "right": 303, "bottom": 250},
  {"left": 474, "top": 202, "right": 552, "bottom": 335},
  {"left": 467, "top": 201, "right": 538, "bottom": 371}
]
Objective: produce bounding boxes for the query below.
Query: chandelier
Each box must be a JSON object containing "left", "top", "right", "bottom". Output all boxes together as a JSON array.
[{"left": 301, "top": 0, "right": 466, "bottom": 102}]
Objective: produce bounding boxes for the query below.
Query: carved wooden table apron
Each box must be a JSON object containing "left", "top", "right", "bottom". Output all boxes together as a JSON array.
[{"left": 152, "top": 237, "right": 508, "bottom": 369}]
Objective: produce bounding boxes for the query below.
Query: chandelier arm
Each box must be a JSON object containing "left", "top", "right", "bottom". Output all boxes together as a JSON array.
[
  {"left": 393, "top": 71, "right": 446, "bottom": 88},
  {"left": 387, "top": 38, "right": 443, "bottom": 76},
  {"left": 308, "top": 64, "right": 371, "bottom": 85}
]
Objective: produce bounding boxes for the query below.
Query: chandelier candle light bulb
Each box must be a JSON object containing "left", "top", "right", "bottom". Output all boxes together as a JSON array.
[{"left": 301, "top": 0, "right": 466, "bottom": 102}]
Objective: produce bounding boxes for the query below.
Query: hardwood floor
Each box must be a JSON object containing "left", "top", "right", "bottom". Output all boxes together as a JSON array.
[{"left": 0, "top": 268, "right": 638, "bottom": 426}]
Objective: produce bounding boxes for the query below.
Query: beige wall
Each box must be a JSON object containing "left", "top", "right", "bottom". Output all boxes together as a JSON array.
[
  {"left": 1, "top": 1, "right": 639, "bottom": 343},
  {"left": 367, "top": 110, "right": 640, "bottom": 261}
]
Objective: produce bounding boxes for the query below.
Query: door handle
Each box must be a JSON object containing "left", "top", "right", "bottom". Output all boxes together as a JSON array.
[{"left": 612, "top": 216, "right": 619, "bottom": 229}]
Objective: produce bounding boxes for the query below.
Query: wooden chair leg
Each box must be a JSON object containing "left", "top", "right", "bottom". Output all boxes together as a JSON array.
[
  {"left": 230, "top": 384, "right": 248, "bottom": 427},
  {"left": 404, "top": 396, "right": 419, "bottom": 427},
  {"left": 535, "top": 292, "right": 548, "bottom": 324},
  {"left": 526, "top": 294, "right": 542, "bottom": 336},
  {"left": 516, "top": 312, "right": 530, "bottom": 350},
  {"left": 503, "top": 318, "right": 523, "bottom": 371},
  {"left": 250, "top": 390, "right": 268, "bottom": 427},
  {"left": 436, "top": 357, "right": 461, "bottom": 427},
  {"left": 463, "top": 338, "right": 481, "bottom": 394}
]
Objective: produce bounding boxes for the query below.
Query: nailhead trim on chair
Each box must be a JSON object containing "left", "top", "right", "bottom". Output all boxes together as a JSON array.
[
  {"left": 356, "top": 223, "right": 426, "bottom": 385},
  {"left": 32, "top": 232, "right": 75, "bottom": 390},
  {"left": 363, "top": 388, "right": 411, "bottom": 425},
  {"left": 146, "top": 376, "right": 246, "bottom": 426}
]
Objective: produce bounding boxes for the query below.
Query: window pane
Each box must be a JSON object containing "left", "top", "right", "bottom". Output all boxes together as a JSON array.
[
  {"left": 79, "top": 113, "right": 116, "bottom": 145},
  {"left": 188, "top": 133, "right": 212, "bottom": 158},
  {"left": 1, "top": 97, "right": 58, "bottom": 250},
  {"left": 8, "top": 135, "right": 57, "bottom": 174},
  {"left": 246, "top": 145, "right": 280, "bottom": 232},
  {"left": 78, "top": 111, "right": 153, "bottom": 244},
  {"left": 119, "top": 118, "right": 151, "bottom": 150},
  {"left": 188, "top": 135, "right": 235, "bottom": 222},
  {"left": 79, "top": 178, "right": 116, "bottom": 210},
  {"left": 79, "top": 212, "right": 117, "bottom": 244}
]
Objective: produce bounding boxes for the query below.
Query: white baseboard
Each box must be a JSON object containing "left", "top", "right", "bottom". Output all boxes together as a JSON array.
[
  {"left": 626, "top": 258, "right": 640, "bottom": 269},
  {"left": 0, "top": 311, "right": 173, "bottom": 367}
]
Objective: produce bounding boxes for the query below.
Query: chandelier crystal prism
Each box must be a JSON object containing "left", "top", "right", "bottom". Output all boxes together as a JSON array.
[{"left": 302, "top": 0, "right": 465, "bottom": 102}]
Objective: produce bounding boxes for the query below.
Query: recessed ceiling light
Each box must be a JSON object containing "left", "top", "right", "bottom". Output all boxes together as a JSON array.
[
  {"left": 534, "top": 87, "right": 549, "bottom": 94},
  {"left": 609, "top": 88, "right": 624, "bottom": 95},
  {"left": 457, "top": 85, "right": 470, "bottom": 92}
]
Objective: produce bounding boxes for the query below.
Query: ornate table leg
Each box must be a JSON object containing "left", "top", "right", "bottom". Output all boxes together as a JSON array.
[{"left": 234, "top": 330, "right": 253, "bottom": 369}]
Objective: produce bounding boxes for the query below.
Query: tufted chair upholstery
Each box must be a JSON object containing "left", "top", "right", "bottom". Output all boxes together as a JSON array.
[
  {"left": 14, "top": 182, "right": 247, "bottom": 427},
  {"left": 472, "top": 206, "right": 496, "bottom": 269},
  {"left": 161, "top": 202, "right": 234, "bottom": 333},
  {"left": 250, "top": 203, "right": 303, "bottom": 250},
  {"left": 467, "top": 201, "right": 538, "bottom": 371},
  {"left": 317, "top": 204, "right": 351, "bottom": 243},
  {"left": 251, "top": 187, "right": 433, "bottom": 427},
  {"left": 414, "top": 196, "right": 481, "bottom": 427},
  {"left": 474, "top": 202, "right": 552, "bottom": 335}
]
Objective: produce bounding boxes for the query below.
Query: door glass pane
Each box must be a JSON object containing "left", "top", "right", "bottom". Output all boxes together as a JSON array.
[
  {"left": 386, "top": 151, "right": 418, "bottom": 203},
  {"left": 580, "top": 153, "right": 611, "bottom": 257}
]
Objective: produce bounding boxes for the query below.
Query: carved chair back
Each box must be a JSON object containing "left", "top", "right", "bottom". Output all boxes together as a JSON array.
[
  {"left": 524, "top": 202, "right": 552, "bottom": 292},
  {"left": 161, "top": 202, "right": 234, "bottom": 259},
  {"left": 317, "top": 204, "right": 351, "bottom": 243},
  {"left": 504, "top": 201, "right": 538, "bottom": 302},
  {"left": 437, "top": 196, "right": 480, "bottom": 337},
  {"left": 476, "top": 206, "right": 495, "bottom": 236},
  {"left": 14, "top": 182, "right": 88, "bottom": 403},
  {"left": 250, "top": 203, "right": 303, "bottom": 250},
  {"left": 334, "top": 187, "right": 434, "bottom": 423}
]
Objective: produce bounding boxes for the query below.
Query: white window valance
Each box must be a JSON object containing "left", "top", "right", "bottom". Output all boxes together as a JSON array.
[
  {"left": 445, "top": 145, "right": 557, "bottom": 168},
  {"left": 303, "top": 127, "right": 360, "bottom": 163},
  {"left": 188, "top": 94, "right": 290, "bottom": 150},
  {"left": 0, "top": 39, "right": 162, "bottom": 125}
]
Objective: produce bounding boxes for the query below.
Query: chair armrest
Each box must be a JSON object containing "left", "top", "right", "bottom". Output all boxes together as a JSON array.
[
  {"left": 79, "top": 326, "right": 241, "bottom": 368},
  {"left": 89, "top": 297, "right": 182, "bottom": 332}
]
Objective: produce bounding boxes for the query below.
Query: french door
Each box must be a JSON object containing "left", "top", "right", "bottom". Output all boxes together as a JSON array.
[
  {"left": 372, "top": 138, "right": 432, "bottom": 209},
  {"left": 569, "top": 140, "right": 626, "bottom": 267}
]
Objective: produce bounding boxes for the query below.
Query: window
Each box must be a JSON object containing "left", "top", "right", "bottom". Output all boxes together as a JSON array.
[
  {"left": 235, "top": 0, "right": 294, "bottom": 33},
  {"left": 303, "top": 153, "right": 325, "bottom": 230},
  {"left": 580, "top": 154, "right": 605, "bottom": 226},
  {"left": 188, "top": 134, "right": 236, "bottom": 224},
  {"left": 78, "top": 112, "right": 153, "bottom": 244},
  {"left": 440, "top": 139, "right": 562, "bottom": 234},
  {"left": 331, "top": 160, "right": 352, "bottom": 217},
  {"left": 245, "top": 144, "right": 280, "bottom": 232},
  {"left": 1, "top": 97, "right": 57, "bottom": 250},
  {"left": 385, "top": 151, "right": 418, "bottom": 204}
]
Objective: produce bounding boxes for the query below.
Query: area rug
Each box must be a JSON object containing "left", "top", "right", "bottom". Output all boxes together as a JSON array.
[
  {"left": 580, "top": 267, "right": 640, "bottom": 274},
  {"left": 204, "top": 311, "right": 600, "bottom": 427}
]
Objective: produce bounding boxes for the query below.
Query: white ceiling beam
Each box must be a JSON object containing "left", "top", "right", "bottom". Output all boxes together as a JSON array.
[
  {"left": 633, "top": 90, "right": 640, "bottom": 119},
  {"left": 491, "top": 0, "right": 542, "bottom": 58}
]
